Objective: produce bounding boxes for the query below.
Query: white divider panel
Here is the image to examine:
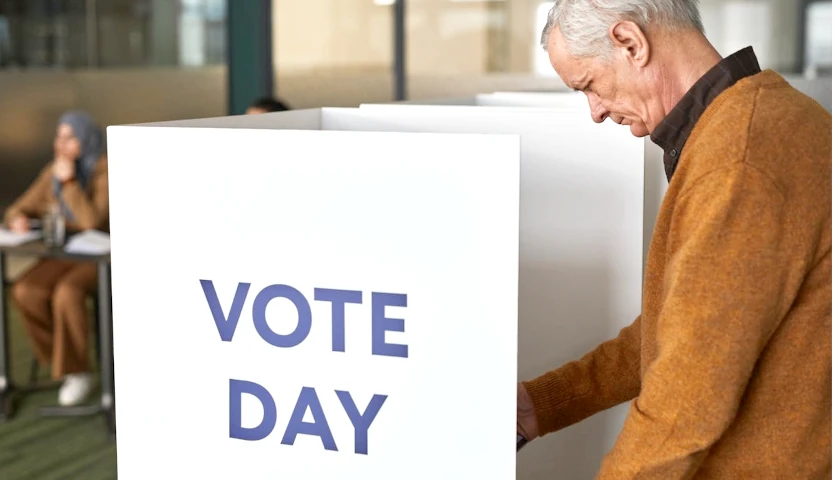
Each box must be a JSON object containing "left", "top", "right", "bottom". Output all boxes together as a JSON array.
[
  {"left": 326, "top": 106, "right": 644, "bottom": 480},
  {"left": 477, "top": 91, "right": 590, "bottom": 110},
  {"left": 106, "top": 110, "right": 520, "bottom": 480},
  {"left": 476, "top": 93, "right": 668, "bottom": 235},
  {"left": 361, "top": 99, "right": 668, "bottom": 275}
]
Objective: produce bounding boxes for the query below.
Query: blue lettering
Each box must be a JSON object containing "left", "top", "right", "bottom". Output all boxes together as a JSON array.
[
  {"left": 200, "top": 280, "right": 251, "bottom": 342},
  {"left": 313, "top": 288, "right": 363, "bottom": 352},
  {"left": 204, "top": 280, "right": 410, "bottom": 360},
  {"left": 336, "top": 391, "right": 388, "bottom": 455},
  {"left": 228, "top": 380, "right": 390, "bottom": 454},
  {"left": 229, "top": 379, "right": 277, "bottom": 441},
  {"left": 371, "top": 292, "right": 408, "bottom": 358},
  {"left": 252, "top": 285, "right": 312, "bottom": 348},
  {"left": 281, "top": 387, "right": 338, "bottom": 451}
]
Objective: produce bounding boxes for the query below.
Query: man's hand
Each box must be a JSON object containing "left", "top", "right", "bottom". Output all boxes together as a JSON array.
[
  {"left": 52, "top": 157, "right": 76, "bottom": 183},
  {"left": 8, "top": 215, "right": 29, "bottom": 233},
  {"left": 517, "top": 382, "right": 539, "bottom": 441}
]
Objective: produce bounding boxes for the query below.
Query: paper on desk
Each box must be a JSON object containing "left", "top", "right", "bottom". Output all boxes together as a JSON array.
[
  {"left": 65, "top": 230, "right": 111, "bottom": 255},
  {"left": 0, "top": 228, "right": 41, "bottom": 246}
]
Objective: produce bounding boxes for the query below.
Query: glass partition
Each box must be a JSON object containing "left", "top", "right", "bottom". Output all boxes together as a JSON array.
[
  {"left": 271, "top": 0, "right": 395, "bottom": 108},
  {"left": 0, "top": 0, "right": 227, "bottom": 69}
]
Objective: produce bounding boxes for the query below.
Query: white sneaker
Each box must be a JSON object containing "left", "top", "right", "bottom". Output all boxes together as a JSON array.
[{"left": 58, "top": 373, "right": 95, "bottom": 406}]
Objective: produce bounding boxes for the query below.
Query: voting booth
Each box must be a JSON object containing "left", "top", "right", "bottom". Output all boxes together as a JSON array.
[
  {"left": 340, "top": 105, "right": 645, "bottom": 479},
  {"left": 476, "top": 91, "right": 590, "bottom": 110},
  {"left": 399, "top": 91, "right": 589, "bottom": 111},
  {"left": 106, "top": 109, "right": 521, "bottom": 479},
  {"left": 361, "top": 95, "right": 667, "bottom": 278}
]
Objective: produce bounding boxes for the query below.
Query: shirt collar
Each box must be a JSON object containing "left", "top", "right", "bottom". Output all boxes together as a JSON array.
[{"left": 650, "top": 46, "right": 762, "bottom": 181}]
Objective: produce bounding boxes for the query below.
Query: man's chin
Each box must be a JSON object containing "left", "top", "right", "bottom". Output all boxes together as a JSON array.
[{"left": 629, "top": 123, "right": 650, "bottom": 137}]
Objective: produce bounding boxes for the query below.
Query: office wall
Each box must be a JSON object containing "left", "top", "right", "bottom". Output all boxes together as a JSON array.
[
  {"left": 269, "top": 0, "right": 828, "bottom": 109},
  {"left": 271, "top": 0, "right": 492, "bottom": 76},
  {"left": 271, "top": 0, "right": 391, "bottom": 74},
  {"left": 274, "top": 70, "right": 569, "bottom": 108},
  {"left": 787, "top": 75, "right": 833, "bottom": 112},
  {"left": 271, "top": 0, "right": 814, "bottom": 80},
  {"left": 269, "top": 0, "right": 569, "bottom": 108},
  {"left": 0, "top": 67, "right": 226, "bottom": 210},
  {"left": 699, "top": 0, "right": 800, "bottom": 72}
]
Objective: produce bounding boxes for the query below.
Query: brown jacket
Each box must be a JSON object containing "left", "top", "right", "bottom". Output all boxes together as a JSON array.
[
  {"left": 4, "top": 156, "right": 109, "bottom": 232},
  {"left": 523, "top": 70, "right": 831, "bottom": 478}
]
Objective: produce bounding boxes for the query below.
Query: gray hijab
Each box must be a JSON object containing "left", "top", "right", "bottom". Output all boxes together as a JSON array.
[{"left": 51, "top": 111, "right": 105, "bottom": 221}]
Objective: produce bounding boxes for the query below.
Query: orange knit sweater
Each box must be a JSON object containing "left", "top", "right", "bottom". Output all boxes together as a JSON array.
[{"left": 523, "top": 70, "right": 831, "bottom": 478}]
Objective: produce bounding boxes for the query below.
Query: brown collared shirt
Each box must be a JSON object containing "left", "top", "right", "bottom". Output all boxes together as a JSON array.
[{"left": 650, "top": 46, "right": 762, "bottom": 182}]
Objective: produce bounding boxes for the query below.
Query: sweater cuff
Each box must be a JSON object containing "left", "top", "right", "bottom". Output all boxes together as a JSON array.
[{"left": 522, "top": 364, "right": 593, "bottom": 437}]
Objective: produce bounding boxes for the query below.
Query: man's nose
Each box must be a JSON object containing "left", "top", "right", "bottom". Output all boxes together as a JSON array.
[{"left": 586, "top": 94, "right": 608, "bottom": 123}]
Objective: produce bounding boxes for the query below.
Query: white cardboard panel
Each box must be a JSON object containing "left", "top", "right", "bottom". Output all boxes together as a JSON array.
[
  {"left": 478, "top": 95, "right": 669, "bottom": 270},
  {"left": 398, "top": 96, "right": 478, "bottom": 106},
  {"left": 478, "top": 91, "right": 590, "bottom": 110},
  {"left": 360, "top": 100, "right": 668, "bottom": 275},
  {"left": 136, "top": 107, "right": 324, "bottom": 130},
  {"left": 325, "top": 106, "right": 644, "bottom": 480},
  {"left": 106, "top": 115, "right": 520, "bottom": 480}
]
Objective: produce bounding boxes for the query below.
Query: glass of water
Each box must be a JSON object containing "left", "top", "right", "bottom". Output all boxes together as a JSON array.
[{"left": 43, "top": 203, "right": 66, "bottom": 247}]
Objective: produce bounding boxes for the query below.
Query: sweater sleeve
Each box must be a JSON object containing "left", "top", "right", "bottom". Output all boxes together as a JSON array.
[
  {"left": 61, "top": 156, "right": 109, "bottom": 231},
  {"left": 3, "top": 165, "right": 53, "bottom": 225},
  {"left": 522, "top": 314, "right": 642, "bottom": 436},
  {"left": 596, "top": 163, "right": 793, "bottom": 479}
]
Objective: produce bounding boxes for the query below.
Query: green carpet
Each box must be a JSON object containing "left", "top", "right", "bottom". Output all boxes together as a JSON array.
[{"left": 0, "top": 298, "right": 117, "bottom": 480}]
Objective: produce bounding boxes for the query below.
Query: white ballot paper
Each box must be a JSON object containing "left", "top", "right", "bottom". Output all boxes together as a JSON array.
[
  {"left": 0, "top": 228, "right": 41, "bottom": 247},
  {"left": 65, "top": 230, "right": 111, "bottom": 255}
]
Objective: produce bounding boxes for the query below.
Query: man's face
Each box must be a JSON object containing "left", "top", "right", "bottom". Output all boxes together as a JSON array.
[{"left": 546, "top": 27, "right": 652, "bottom": 137}]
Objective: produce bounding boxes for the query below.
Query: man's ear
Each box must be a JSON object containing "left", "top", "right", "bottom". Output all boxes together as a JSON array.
[{"left": 608, "top": 20, "right": 650, "bottom": 67}]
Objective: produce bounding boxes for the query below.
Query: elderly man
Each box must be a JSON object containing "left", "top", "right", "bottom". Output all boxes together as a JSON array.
[{"left": 517, "top": 0, "right": 831, "bottom": 478}]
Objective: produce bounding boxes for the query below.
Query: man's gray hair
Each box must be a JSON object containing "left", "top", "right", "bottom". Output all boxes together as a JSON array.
[{"left": 541, "top": 0, "right": 704, "bottom": 58}]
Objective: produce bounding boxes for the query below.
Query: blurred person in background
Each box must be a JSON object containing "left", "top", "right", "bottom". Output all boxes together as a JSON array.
[
  {"left": 246, "top": 96, "right": 291, "bottom": 115},
  {"left": 4, "top": 111, "right": 109, "bottom": 406}
]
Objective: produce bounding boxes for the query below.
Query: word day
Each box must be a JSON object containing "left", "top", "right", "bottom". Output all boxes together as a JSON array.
[{"left": 200, "top": 279, "right": 410, "bottom": 455}]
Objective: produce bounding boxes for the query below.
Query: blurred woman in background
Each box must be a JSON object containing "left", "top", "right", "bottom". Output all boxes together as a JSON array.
[{"left": 4, "top": 110, "right": 109, "bottom": 406}]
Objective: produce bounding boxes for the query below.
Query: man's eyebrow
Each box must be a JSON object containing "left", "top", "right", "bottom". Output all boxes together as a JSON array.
[{"left": 568, "top": 76, "right": 586, "bottom": 92}]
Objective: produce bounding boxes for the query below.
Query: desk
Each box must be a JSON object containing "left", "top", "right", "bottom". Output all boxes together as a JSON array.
[{"left": 0, "top": 241, "right": 114, "bottom": 439}]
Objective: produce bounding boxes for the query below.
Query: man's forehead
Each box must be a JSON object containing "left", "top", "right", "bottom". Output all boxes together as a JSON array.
[{"left": 546, "top": 28, "right": 584, "bottom": 89}]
